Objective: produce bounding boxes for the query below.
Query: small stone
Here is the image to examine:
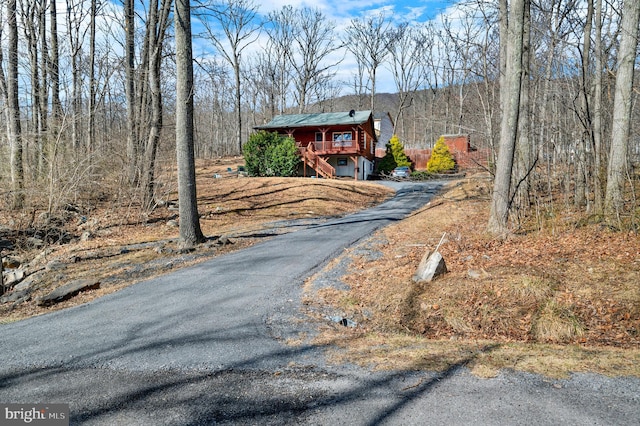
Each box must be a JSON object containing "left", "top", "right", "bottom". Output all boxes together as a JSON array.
[
  {"left": 155, "top": 245, "right": 172, "bottom": 254},
  {"left": 217, "top": 236, "right": 233, "bottom": 246},
  {"left": 468, "top": 269, "right": 482, "bottom": 279},
  {"left": 80, "top": 231, "right": 92, "bottom": 242},
  {"left": 45, "top": 260, "right": 66, "bottom": 271},
  {"left": 26, "top": 237, "right": 45, "bottom": 249},
  {"left": 166, "top": 219, "right": 179, "bottom": 227}
]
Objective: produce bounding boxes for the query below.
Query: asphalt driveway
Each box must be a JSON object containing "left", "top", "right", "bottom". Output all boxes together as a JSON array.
[{"left": 1, "top": 181, "right": 638, "bottom": 425}]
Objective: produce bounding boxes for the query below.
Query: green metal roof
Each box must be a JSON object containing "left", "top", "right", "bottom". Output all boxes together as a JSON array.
[{"left": 255, "top": 110, "right": 373, "bottom": 129}]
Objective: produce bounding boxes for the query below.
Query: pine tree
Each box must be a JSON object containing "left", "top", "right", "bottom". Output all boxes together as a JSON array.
[
  {"left": 427, "top": 136, "right": 456, "bottom": 173},
  {"left": 378, "top": 134, "right": 411, "bottom": 173}
]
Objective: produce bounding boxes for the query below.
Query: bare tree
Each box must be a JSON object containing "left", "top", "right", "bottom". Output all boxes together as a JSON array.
[
  {"left": 513, "top": 0, "right": 533, "bottom": 215},
  {"left": 385, "top": 23, "right": 428, "bottom": 138},
  {"left": 488, "top": 0, "right": 529, "bottom": 235},
  {"left": 289, "top": 7, "right": 342, "bottom": 113},
  {"left": 124, "top": 0, "right": 138, "bottom": 184},
  {"left": 38, "top": 0, "right": 49, "bottom": 177},
  {"left": 140, "top": 0, "right": 172, "bottom": 209},
  {"left": 343, "top": 11, "right": 392, "bottom": 113},
  {"left": 19, "top": 0, "right": 44, "bottom": 176},
  {"left": 175, "top": 0, "right": 205, "bottom": 248},
  {"left": 199, "top": 0, "right": 261, "bottom": 154},
  {"left": 266, "top": 5, "right": 295, "bottom": 115},
  {"left": 5, "top": 0, "right": 24, "bottom": 209},
  {"left": 604, "top": 0, "right": 640, "bottom": 224},
  {"left": 49, "top": 0, "right": 62, "bottom": 122},
  {"left": 87, "top": 0, "right": 98, "bottom": 155},
  {"left": 66, "top": 0, "right": 88, "bottom": 153},
  {"left": 592, "top": 0, "right": 605, "bottom": 213}
]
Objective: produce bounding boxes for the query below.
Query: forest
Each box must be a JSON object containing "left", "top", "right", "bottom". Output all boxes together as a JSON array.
[{"left": 0, "top": 0, "right": 639, "bottom": 233}]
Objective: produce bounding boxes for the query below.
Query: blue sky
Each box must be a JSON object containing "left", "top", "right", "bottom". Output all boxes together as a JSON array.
[
  {"left": 190, "top": 0, "right": 461, "bottom": 96},
  {"left": 254, "top": 0, "right": 459, "bottom": 95},
  {"left": 255, "top": 0, "right": 454, "bottom": 24}
]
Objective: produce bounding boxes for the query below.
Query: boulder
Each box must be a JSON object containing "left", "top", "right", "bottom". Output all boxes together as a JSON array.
[
  {"left": 0, "top": 288, "right": 31, "bottom": 304},
  {"left": 37, "top": 279, "right": 100, "bottom": 306},
  {"left": 413, "top": 250, "right": 448, "bottom": 283},
  {"left": 14, "top": 271, "right": 46, "bottom": 292},
  {"left": 3, "top": 268, "right": 26, "bottom": 288}
]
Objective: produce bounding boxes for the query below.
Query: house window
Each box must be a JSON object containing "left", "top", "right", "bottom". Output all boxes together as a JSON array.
[
  {"left": 337, "top": 158, "right": 348, "bottom": 166},
  {"left": 315, "top": 132, "right": 323, "bottom": 142},
  {"left": 332, "top": 131, "right": 353, "bottom": 147}
]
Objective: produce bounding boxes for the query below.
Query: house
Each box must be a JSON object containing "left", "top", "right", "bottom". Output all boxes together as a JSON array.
[{"left": 254, "top": 110, "right": 378, "bottom": 180}]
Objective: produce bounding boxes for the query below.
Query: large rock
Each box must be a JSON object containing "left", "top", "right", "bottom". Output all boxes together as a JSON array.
[
  {"left": 3, "top": 268, "right": 26, "bottom": 288},
  {"left": 413, "top": 250, "right": 448, "bottom": 283},
  {"left": 14, "top": 270, "right": 46, "bottom": 292},
  {"left": 0, "top": 288, "right": 31, "bottom": 304},
  {"left": 37, "top": 279, "right": 100, "bottom": 306}
]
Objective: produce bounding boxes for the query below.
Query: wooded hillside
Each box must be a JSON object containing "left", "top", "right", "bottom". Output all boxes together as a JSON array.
[{"left": 0, "top": 0, "right": 638, "bottom": 231}]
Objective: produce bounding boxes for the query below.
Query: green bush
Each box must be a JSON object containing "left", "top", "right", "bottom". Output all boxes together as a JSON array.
[
  {"left": 243, "top": 131, "right": 300, "bottom": 177},
  {"left": 410, "top": 170, "right": 434, "bottom": 181},
  {"left": 378, "top": 134, "right": 412, "bottom": 173},
  {"left": 427, "top": 136, "right": 456, "bottom": 173}
]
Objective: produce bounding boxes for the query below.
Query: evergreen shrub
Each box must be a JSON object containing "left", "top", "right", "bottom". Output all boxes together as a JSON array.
[{"left": 427, "top": 136, "right": 456, "bottom": 173}]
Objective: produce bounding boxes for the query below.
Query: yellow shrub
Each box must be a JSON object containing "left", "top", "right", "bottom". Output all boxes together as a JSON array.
[{"left": 427, "top": 136, "right": 456, "bottom": 173}]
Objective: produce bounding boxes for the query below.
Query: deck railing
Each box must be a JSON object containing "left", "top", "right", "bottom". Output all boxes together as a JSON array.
[{"left": 299, "top": 144, "right": 336, "bottom": 179}]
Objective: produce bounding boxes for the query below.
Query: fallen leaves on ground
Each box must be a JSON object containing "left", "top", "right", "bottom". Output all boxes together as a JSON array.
[{"left": 304, "top": 172, "right": 640, "bottom": 378}]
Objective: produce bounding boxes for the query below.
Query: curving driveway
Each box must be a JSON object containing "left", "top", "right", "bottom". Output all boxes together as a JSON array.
[{"left": 1, "top": 181, "right": 638, "bottom": 425}]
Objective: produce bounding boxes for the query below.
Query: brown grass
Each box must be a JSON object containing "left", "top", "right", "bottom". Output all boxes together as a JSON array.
[
  {"left": 3, "top": 161, "right": 640, "bottom": 378},
  {"left": 0, "top": 157, "right": 392, "bottom": 322},
  {"left": 302, "top": 172, "right": 640, "bottom": 378}
]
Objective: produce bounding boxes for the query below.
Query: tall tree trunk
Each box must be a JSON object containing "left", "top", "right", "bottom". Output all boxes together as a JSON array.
[
  {"left": 141, "top": 0, "right": 172, "bottom": 210},
  {"left": 235, "top": 60, "right": 242, "bottom": 154},
  {"left": 498, "top": 0, "right": 508, "bottom": 120},
  {"left": 7, "top": 0, "right": 24, "bottom": 210},
  {"left": 49, "top": 0, "right": 62, "bottom": 121},
  {"left": 604, "top": 0, "right": 640, "bottom": 224},
  {"left": 87, "top": 0, "right": 97, "bottom": 155},
  {"left": 175, "top": 0, "right": 205, "bottom": 248},
  {"left": 577, "top": 0, "right": 595, "bottom": 209},
  {"left": 22, "top": 1, "right": 43, "bottom": 180},
  {"left": 488, "top": 0, "right": 528, "bottom": 235},
  {"left": 38, "top": 0, "right": 49, "bottom": 178},
  {"left": 514, "top": 0, "right": 532, "bottom": 217},
  {"left": 125, "top": 0, "right": 138, "bottom": 184},
  {"left": 592, "top": 0, "right": 604, "bottom": 213}
]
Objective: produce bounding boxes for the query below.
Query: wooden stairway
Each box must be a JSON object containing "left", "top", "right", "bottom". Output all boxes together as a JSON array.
[{"left": 300, "top": 144, "right": 335, "bottom": 179}]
